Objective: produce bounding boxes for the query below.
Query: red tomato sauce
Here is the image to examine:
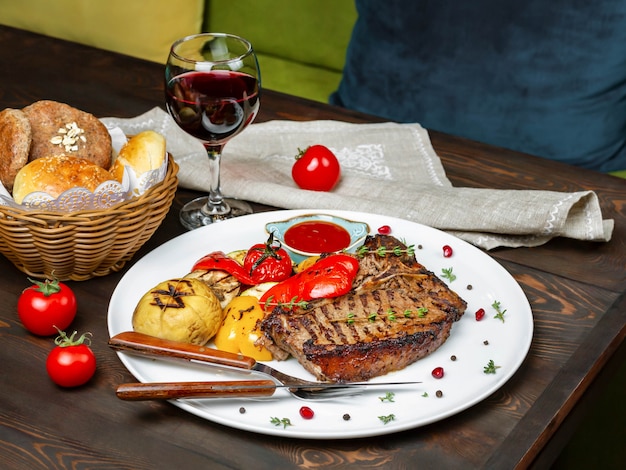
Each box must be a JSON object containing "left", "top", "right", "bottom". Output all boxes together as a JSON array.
[{"left": 284, "top": 221, "right": 351, "bottom": 253}]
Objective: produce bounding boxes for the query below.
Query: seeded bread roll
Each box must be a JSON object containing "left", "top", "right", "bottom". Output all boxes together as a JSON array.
[
  {"left": 12, "top": 155, "right": 114, "bottom": 204},
  {"left": 0, "top": 108, "right": 31, "bottom": 191},
  {"left": 22, "top": 100, "right": 112, "bottom": 169},
  {"left": 110, "top": 130, "right": 166, "bottom": 183}
]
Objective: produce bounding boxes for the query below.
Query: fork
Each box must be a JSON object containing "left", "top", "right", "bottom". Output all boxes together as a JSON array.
[{"left": 109, "top": 331, "right": 420, "bottom": 401}]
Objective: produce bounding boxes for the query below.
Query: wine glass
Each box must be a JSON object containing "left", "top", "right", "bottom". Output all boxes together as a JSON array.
[{"left": 165, "top": 33, "right": 261, "bottom": 229}]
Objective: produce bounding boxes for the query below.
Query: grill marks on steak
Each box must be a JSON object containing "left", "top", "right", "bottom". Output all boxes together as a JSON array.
[{"left": 259, "top": 234, "right": 468, "bottom": 382}]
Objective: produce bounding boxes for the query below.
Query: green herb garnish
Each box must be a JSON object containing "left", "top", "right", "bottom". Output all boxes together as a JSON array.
[
  {"left": 357, "top": 245, "right": 415, "bottom": 258},
  {"left": 340, "top": 308, "right": 425, "bottom": 324},
  {"left": 492, "top": 300, "right": 507, "bottom": 322},
  {"left": 262, "top": 295, "right": 308, "bottom": 311},
  {"left": 270, "top": 417, "right": 293, "bottom": 429},
  {"left": 378, "top": 392, "right": 395, "bottom": 403},
  {"left": 441, "top": 267, "right": 456, "bottom": 282},
  {"left": 378, "top": 414, "right": 396, "bottom": 425},
  {"left": 483, "top": 359, "right": 501, "bottom": 374}
]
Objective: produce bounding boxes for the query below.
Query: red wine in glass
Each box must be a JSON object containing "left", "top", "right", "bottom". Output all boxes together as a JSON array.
[{"left": 166, "top": 70, "right": 259, "bottom": 143}]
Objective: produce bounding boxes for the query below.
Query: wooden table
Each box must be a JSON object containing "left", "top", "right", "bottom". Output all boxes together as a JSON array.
[{"left": 0, "top": 26, "right": 624, "bottom": 469}]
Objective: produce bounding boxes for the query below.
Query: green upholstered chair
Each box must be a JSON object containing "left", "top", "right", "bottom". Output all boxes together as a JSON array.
[{"left": 0, "top": 0, "right": 357, "bottom": 104}]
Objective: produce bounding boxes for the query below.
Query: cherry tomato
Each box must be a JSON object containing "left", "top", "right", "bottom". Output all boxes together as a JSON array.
[
  {"left": 243, "top": 233, "right": 293, "bottom": 284},
  {"left": 46, "top": 330, "right": 96, "bottom": 388},
  {"left": 17, "top": 277, "right": 77, "bottom": 336},
  {"left": 292, "top": 145, "right": 341, "bottom": 191}
]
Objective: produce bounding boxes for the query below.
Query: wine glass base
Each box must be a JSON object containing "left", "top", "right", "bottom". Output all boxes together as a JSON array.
[{"left": 179, "top": 196, "right": 253, "bottom": 230}]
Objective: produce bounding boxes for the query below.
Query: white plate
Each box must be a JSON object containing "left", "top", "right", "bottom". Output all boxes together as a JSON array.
[{"left": 108, "top": 210, "right": 533, "bottom": 439}]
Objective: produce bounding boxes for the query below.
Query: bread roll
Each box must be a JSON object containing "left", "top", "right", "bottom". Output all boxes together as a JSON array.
[
  {"left": 0, "top": 108, "right": 31, "bottom": 191},
  {"left": 12, "top": 154, "right": 114, "bottom": 204},
  {"left": 22, "top": 100, "right": 112, "bottom": 169},
  {"left": 110, "top": 130, "right": 166, "bottom": 182}
]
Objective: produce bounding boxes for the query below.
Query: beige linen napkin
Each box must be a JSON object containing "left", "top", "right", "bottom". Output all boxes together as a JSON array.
[{"left": 102, "top": 108, "right": 613, "bottom": 250}]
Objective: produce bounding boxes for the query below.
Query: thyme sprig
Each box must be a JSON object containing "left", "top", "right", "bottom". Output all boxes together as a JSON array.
[
  {"left": 270, "top": 417, "right": 293, "bottom": 429},
  {"left": 341, "top": 307, "right": 428, "bottom": 325},
  {"left": 483, "top": 359, "right": 501, "bottom": 374},
  {"left": 357, "top": 244, "right": 415, "bottom": 258},
  {"left": 262, "top": 295, "right": 309, "bottom": 311},
  {"left": 441, "top": 267, "right": 456, "bottom": 282},
  {"left": 378, "top": 392, "right": 395, "bottom": 403},
  {"left": 492, "top": 300, "right": 507, "bottom": 322},
  {"left": 378, "top": 414, "right": 396, "bottom": 425}
]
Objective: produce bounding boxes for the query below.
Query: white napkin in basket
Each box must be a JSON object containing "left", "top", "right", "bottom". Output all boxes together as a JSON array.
[{"left": 102, "top": 108, "right": 613, "bottom": 250}]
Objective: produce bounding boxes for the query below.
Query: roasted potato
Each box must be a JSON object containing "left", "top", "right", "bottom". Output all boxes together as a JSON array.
[{"left": 132, "top": 278, "right": 223, "bottom": 345}]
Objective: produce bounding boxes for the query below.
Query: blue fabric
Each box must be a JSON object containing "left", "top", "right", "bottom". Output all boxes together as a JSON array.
[{"left": 331, "top": 0, "right": 626, "bottom": 173}]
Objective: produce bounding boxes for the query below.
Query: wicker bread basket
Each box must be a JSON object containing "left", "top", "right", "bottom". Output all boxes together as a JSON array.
[{"left": 0, "top": 155, "right": 178, "bottom": 281}]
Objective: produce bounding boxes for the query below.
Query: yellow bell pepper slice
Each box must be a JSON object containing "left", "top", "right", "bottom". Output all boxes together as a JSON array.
[{"left": 214, "top": 295, "right": 273, "bottom": 361}]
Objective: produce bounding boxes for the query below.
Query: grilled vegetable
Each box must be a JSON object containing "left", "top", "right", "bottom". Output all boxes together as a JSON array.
[
  {"left": 243, "top": 233, "right": 293, "bottom": 283},
  {"left": 132, "top": 278, "right": 223, "bottom": 345},
  {"left": 214, "top": 295, "right": 272, "bottom": 361},
  {"left": 260, "top": 254, "right": 359, "bottom": 307}
]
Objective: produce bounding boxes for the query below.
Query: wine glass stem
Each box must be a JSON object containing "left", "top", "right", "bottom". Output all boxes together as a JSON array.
[{"left": 203, "top": 145, "right": 230, "bottom": 216}]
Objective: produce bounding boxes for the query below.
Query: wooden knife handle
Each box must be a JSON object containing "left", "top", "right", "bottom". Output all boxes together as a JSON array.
[
  {"left": 108, "top": 331, "right": 256, "bottom": 370},
  {"left": 116, "top": 380, "right": 277, "bottom": 400}
]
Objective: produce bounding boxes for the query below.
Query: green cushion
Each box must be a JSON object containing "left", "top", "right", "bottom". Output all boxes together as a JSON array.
[
  {"left": 0, "top": 0, "right": 205, "bottom": 63},
  {"left": 255, "top": 53, "right": 343, "bottom": 103},
  {"left": 0, "top": 0, "right": 356, "bottom": 102},
  {"left": 205, "top": 0, "right": 356, "bottom": 102}
]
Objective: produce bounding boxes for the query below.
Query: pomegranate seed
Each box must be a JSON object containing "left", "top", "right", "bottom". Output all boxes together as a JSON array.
[
  {"left": 442, "top": 245, "right": 453, "bottom": 257},
  {"left": 432, "top": 366, "right": 444, "bottom": 379},
  {"left": 299, "top": 406, "right": 314, "bottom": 419},
  {"left": 475, "top": 308, "right": 485, "bottom": 321},
  {"left": 378, "top": 225, "right": 392, "bottom": 235}
]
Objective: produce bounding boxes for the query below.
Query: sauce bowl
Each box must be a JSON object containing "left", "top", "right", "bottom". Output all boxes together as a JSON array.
[{"left": 265, "top": 213, "right": 370, "bottom": 263}]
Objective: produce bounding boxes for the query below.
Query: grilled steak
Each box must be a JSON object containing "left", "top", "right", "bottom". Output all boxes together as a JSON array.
[{"left": 259, "top": 234, "right": 467, "bottom": 382}]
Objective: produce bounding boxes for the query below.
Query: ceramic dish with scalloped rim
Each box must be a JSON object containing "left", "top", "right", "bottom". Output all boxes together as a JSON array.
[{"left": 265, "top": 213, "right": 369, "bottom": 263}]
